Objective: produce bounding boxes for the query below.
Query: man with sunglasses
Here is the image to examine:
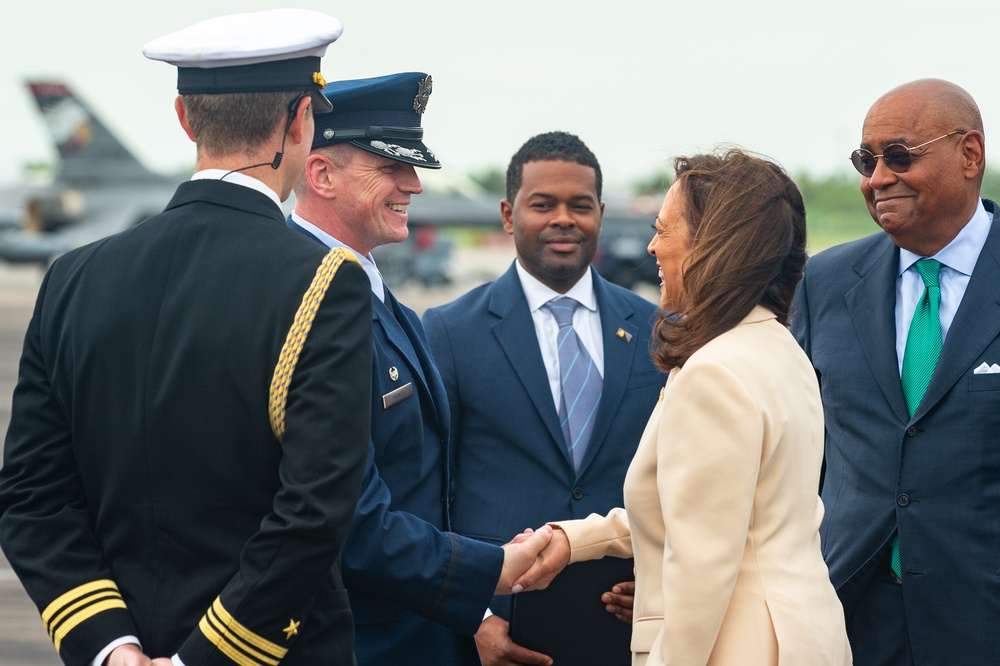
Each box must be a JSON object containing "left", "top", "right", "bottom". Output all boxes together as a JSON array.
[{"left": 792, "top": 78, "right": 999, "bottom": 665}]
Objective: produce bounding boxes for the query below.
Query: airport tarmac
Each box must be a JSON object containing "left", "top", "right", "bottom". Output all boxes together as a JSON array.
[{"left": 0, "top": 244, "right": 657, "bottom": 664}]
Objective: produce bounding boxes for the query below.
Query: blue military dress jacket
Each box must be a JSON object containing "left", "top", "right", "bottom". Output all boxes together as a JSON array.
[{"left": 287, "top": 218, "right": 503, "bottom": 665}]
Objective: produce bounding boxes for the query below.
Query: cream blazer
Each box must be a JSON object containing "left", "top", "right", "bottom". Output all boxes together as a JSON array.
[{"left": 557, "top": 307, "right": 852, "bottom": 666}]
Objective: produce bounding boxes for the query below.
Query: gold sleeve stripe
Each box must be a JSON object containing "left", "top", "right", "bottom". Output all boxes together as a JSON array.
[
  {"left": 52, "top": 598, "right": 127, "bottom": 652},
  {"left": 199, "top": 616, "right": 280, "bottom": 666},
  {"left": 46, "top": 590, "right": 123, "bottom": 640},
  {"left": 41, "top": 579, "right": 121, "bottom": 624},
  {"left": 269, "top": 247, "right": 360, "bottom": 442},
  {"left": 194, "top": 597, "right": 287, "bottom": 666},
  {"left": 41, "top": 579, "right": 126, "bottom": 652},
  {"left": 209, "top": 598, "right": 287, "bottom": 658}
]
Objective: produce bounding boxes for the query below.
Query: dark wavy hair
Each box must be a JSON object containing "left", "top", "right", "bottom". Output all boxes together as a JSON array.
[{"left": 652, "top": 149, "right": 807, "bottom": 371}]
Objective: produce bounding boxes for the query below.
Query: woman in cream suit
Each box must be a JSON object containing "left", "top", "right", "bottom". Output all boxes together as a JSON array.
[{"left": 524, "top": 150, "right": 852, "bottom": 666}]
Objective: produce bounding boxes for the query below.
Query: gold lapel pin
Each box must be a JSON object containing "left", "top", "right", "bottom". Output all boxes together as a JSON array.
[
  {"left": 616, "top": 328, "right": 632, "bottom": 343},
  {"left": 389, "top": 366, "right": 399, "bottom": 381}
]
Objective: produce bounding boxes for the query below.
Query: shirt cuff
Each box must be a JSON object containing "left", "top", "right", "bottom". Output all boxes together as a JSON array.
[
  {"left": 171, "top": 654, "right": 186, "bottom": 666},
  {"left": 90, "top": 636, "right": 140, "bottom": 666}
]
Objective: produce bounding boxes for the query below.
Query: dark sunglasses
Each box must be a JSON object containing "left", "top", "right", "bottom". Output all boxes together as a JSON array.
[{"left": 850, "top": 130, "right": 966, "bottom": 177}]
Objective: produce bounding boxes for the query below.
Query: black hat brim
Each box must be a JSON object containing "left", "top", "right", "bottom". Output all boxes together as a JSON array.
[{"left": 347, "top": 137, "right": 441, "bottom": 169}]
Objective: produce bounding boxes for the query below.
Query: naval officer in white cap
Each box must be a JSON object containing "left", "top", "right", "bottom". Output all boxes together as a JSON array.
[{"left": 0, "top": 10, "right": 374, "bottom": 666}]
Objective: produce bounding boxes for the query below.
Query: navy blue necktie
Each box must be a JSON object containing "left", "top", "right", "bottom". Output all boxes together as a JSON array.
[{"left": 545, "top": 297, "right": 602, "bottom": 470}]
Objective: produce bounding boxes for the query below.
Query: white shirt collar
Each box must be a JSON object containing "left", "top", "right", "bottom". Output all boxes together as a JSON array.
[
  {"left": 898, "top": 199, "right": 991, "bottom": 277},
  {"left": 514, "top": 260, "right": 597, "bottom": 313},
  {"left": 191, "top": 169, "right": 282, "bottom": 209},
  {"left": 289, "top": 211, "right": 385, "bottom": 300}
]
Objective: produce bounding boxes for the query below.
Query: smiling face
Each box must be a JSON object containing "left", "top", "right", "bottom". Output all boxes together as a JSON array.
[
  {"left": 502, "top": 159, "right": 604, "bottom": 293},
  {"left": 647, "top": 182, "right": 693, "bottom": 311},
  {"left": 328, "top": 147, "right": 423, "bottom": 256},
  {"left": 858, "top": 82, "right": 983, "bottom": 255}
]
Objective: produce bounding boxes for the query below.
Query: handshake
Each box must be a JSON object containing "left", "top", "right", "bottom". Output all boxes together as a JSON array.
[
  {"left": 482, "top": 526, "right": 634, "bottom": 666},
  {"left": 495, "top": 526, "right": 634, "bottom": 621},
  {"left": 494, "top": 525, "right": 570, "bottom": 595}
]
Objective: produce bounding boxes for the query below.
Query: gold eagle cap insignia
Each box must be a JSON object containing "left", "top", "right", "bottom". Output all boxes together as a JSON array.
[{"left": 413, "top": 75, "right": 433, "bottom": 115}]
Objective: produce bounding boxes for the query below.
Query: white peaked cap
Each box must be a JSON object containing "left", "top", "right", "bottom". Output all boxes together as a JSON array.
[{"left": 143, "top": 9, "right": 343, "bottom": 69}]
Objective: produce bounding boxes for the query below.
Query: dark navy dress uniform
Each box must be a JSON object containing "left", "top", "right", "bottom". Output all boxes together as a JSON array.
[
  {"left": 0, "top": 12, "right": 373, "bottom": 666},
  {"left": 0, "top": 179, "right": 372, "bottom": 665}
]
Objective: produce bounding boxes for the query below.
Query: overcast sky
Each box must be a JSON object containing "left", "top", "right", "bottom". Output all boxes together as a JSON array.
[{"left": 2, "top": 0, "right": 997, "bottom": 193}]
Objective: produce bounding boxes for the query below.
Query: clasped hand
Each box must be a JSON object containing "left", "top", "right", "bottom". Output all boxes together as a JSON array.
[
  {"left": 496, "top": 525, "right": 571, "bottom": 594},
  {"left": 105, "top": 644, "right": 172, "bottom": 666}
]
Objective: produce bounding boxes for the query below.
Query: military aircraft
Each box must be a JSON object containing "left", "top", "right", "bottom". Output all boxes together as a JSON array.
[
  {"left": 0, "top": 81, "right": 657, "bottom": 290},
  {"left": 0, "top": 81, "right": 504, "bottom": 282},
  {"left": 0, "top": 81, "right": 184, "bottom": 263}
]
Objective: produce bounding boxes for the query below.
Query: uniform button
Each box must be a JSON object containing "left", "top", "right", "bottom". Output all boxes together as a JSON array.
[
  {"left": 572, "top": 487, "right": 584, "bottom": 500},
  {"left": 906, "top": 426, "right": 918, "bottom": 437},
  {"left": 897, "top": 494, "right": 910, "bottom": 506}
]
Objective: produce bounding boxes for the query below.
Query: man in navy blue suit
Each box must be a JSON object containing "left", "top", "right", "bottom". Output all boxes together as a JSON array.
[
  {"left": 792, "top": 79, "right": 1000, "bottom": 665},
  {"left": 289, "top": 73, "right": 552, "bottom": 666},
  {"left": 423, "top": 132, "right": 663, "bottom": 665}
]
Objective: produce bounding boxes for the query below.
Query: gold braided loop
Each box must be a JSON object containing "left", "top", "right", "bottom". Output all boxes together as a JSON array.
[{"left": 269, "top": 247, "right": 360, "bottom": 442}]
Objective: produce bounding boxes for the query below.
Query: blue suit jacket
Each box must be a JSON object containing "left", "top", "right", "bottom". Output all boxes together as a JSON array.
[
  {"left": 288, "top": 219, "right": 504, "bottom": 665},
  {"left": 791, "top": 199, "right": 1000, "bottom": 662},
  {"left": 423, "top": 263, "right": 663, "bottom": 619}
]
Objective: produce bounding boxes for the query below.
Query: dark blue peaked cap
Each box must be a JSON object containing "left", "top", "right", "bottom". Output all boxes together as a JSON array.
[{"left": 312, "top": 72, "right": 441, "bottom": 168}]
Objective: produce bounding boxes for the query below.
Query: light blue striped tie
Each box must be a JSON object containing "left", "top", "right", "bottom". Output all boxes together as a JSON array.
[{"left": 545, "top": 297, "right": 602, "bottom": 470}]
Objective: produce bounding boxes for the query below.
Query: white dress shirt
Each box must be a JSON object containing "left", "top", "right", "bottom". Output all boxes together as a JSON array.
[
  {"left": 289, "top": 211, "right": 386, "bottom": 302},
  {"left": 190, "top": 168, "right": 282, "bottom": 208},
  {"left": 895, "top": 199, "right": 992, "bottom": 374}
]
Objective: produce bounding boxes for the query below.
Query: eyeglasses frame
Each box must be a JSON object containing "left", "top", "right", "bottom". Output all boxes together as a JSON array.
[{"left": 850, "top": 130, "right": 967, "bottom": 177}]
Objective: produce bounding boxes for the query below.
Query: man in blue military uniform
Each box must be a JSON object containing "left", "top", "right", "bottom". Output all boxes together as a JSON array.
[
  {"left": 0, "top": 10, "right": 374, "bottom": 666},
  {"left": 289, "top": 73, "right": 551, "bottom": 666}
]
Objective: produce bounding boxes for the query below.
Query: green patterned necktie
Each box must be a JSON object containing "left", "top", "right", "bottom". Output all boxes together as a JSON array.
[{"left": 892, "top": 258, "right": 943, "bottom": 579}]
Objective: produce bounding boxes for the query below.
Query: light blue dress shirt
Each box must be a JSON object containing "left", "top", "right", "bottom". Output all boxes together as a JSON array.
[{"left": 895, "top": 199, "right": 993, "bottom": 374}]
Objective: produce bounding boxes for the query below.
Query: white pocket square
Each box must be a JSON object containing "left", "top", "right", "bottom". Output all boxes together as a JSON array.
[{"left": 973, "top": 362, "right": 1000, "bottom": 374}]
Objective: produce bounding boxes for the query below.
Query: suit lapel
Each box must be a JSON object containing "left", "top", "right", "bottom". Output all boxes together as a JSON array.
[
  {"left": 915, "top": 202, "right": 1000, "bottom": 421},
  {"left": 381, "top": 288, "right": 449, "bottom": 430},
  {"left": 490, "top": 264, "right": 570, "bottom": 464},
  {"left": 844, "top": 235, "right": 910, "bottom": 423},
  {"left": 576, "top": 273, "right": 641, "bottom": 475},
  {"left": 288, "top": 215, "right": 446, "bottom": 428}
]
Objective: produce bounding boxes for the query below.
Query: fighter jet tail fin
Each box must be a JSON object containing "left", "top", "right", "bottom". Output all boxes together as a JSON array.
[{"left": 27, "top": 81, "right": 157, "bottom": 184}]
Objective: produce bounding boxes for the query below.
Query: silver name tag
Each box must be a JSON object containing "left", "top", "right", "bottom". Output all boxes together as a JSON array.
[{"left": 382, "top": 382, "right": 414, "bottom": 409}]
